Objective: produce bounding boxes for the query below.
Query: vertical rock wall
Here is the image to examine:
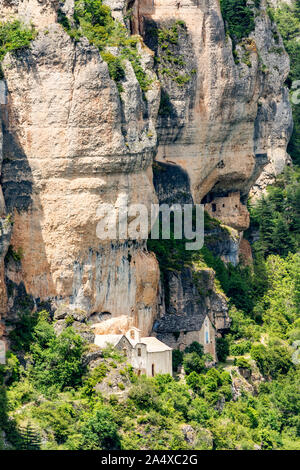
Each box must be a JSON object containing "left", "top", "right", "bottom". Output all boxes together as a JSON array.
[
  {"left": 136, "top": 0, "right": 292, "bottom": 212},
  {"left": 0, "top": 81, "right": 12, "bottom": 339},
  {"left": 0, "top": 0, "right": 293, "bottom": 347},
  {"left": 0, "top": 0, "right": 161, "bottom": 335}
]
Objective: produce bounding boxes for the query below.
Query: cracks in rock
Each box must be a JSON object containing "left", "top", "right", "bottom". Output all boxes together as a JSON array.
[{"left": 66, "top": 45, "right": 77, "bottom": 127}]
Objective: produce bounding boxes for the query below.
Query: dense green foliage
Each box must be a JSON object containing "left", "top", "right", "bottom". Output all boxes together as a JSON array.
[
  {"left": 17, "top": 423, "right": 41, "bottom": 450},
  {"left": 1, "top": 238, "right": 299, "bottom": 450},
  {"left": 147, "top": 210, "right": 222, "bottom": 272},
  {"left": 28, "top": 322, "right": 85, "bottom": 393},
  {"left": 1, "top": 320, "right": 298, "bottom": 449},
  {"left": 220, "top": 0, "right": 260, "bottom": 45},
  {"left": 146, "top": 144, "right": 300, "bottom": 449},
  {"left": 248, "top": 168, "right": 300, "bottom": 258}
]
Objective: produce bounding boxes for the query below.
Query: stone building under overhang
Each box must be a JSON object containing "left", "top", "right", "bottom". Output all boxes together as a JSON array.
[{"left": 93, "top": 327, "right": 172, "bottom": 377}]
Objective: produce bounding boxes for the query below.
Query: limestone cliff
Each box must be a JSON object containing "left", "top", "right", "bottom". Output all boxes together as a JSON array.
[
  {"left": 0, "top": 0, "right": 161, "bottom": 336},
  {"left": 137, "top": 0, "right": 292, "bottom": 205},
  {"left": 0, "top": 102, "right": 12, "bottom": 338},
  {"left": 0, "top": 0, "right": 293, "bottom": 349}
]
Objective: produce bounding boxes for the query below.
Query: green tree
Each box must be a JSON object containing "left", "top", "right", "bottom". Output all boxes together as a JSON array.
[
  {"left": 18, "top": 423, "right": 41, "bottom": 450},
  {"left": 184, "top": 341, "right": 204, "bottom": 356},
  {"left": 183, "top": 352, "right": 206, "bottom": 375},
  {"left": 29, "top": 319, "right": 85, "bottom": 392},
  {"left": 81, "top": 407, "right": 120, "bottom": 450},
  {"left": 172, "top": 349, "right": 183, "bottom": 372},
  {"left": 272, "top": 214, "right": 295, "bottom": 257},
  {"left": 216, "top": 337, "right": 230, "bottom": 362}
]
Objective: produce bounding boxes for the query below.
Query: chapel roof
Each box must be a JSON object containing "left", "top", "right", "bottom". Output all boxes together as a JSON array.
[{"left": 139, "top": 336, "right": 172, "bottom": 352}]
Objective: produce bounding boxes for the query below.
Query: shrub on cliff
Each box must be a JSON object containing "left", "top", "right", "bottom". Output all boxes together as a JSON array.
[
  {"left": 220, "top": 0, "right": 259, "bottom": 45},
  {"left": 184, "top": 341, "right": 204, "bottom": 356},
  {"left": 216, "top": 336, "right": 230, "bottom": 362},
  {"left": 0, "top": 20, "right": 36, "bottom": 77},
  {"left": 100, "top": 51, "right": 125, "bottom": 91},
  {"left": 58, "top": 0, "right": 151, "bottom": 93}
]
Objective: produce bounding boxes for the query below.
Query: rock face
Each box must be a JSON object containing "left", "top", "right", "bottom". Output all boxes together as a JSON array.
[
  {"left": 0, "top": 1, "right": 293, "bottom": 349},
  {"left": 137, "top": 0, "right": 292, "bottom": 208},
  {"left": 153, "top": 265, "right": 230, "bottom": 360},
  {"left": 0, "top": 83, "right": 12, "bottom": 338},
  {"left": 0, "top": 1, "right": 160, "bottom": 336}
]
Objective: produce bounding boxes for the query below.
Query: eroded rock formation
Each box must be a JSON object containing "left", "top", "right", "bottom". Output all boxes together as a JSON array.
[
  {"left": 0, "top": 0, "right": 293, "bottom": 350},
  {"left": 136, "top": 0, "right": 292, "bottom": 206},
  {"left": 0, "top": 0, "right": 160, "bottom": 336}
]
